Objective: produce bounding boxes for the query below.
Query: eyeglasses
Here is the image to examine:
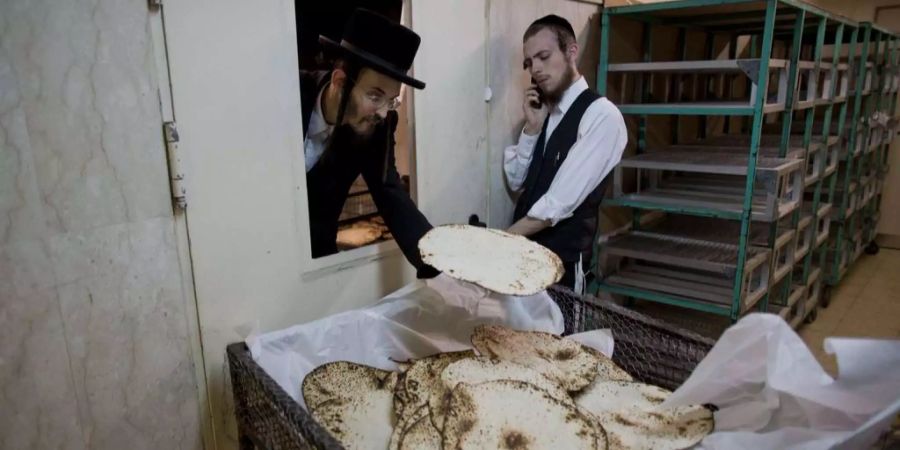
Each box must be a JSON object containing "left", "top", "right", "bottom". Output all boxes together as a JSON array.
[
  {"left": 349, "top": 76, "right": 402, "bottom": 111},
  {"left": 362, "top": 91, "right": 402, "bottom": 111}
]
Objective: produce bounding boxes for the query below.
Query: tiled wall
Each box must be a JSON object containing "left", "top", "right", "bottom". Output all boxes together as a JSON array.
[{"left": 0, "top": 1, "right": 202, "bottom": 448}]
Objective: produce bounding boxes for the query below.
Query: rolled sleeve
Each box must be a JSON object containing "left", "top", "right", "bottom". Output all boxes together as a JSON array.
[
  {"left": 503, "top": 128, "right": 539, "bottom": 192},
  {"left": 527, "top": 193, "right": 569, "bottom": 226}
]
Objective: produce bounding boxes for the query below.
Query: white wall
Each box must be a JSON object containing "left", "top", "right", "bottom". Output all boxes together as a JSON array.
[
  {"left": 0, "top": 1, "right": 203, "bottom": 449},
  {"left": 413, "top": 0, "right": 490, "bottom": 225}
]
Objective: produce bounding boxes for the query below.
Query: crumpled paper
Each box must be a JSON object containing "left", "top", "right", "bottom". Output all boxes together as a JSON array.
[
  {"left": 247, "top": 274, "right": 569, "bottom": 408},
  {"left": 664, "top": 313, "right": 900, "bottom": 449}
]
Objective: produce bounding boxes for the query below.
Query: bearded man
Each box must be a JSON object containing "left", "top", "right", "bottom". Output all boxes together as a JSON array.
[
  {"left": 301, "top": 8, "right": 438, "bottom": 278},
  {"left": 504, "top": 15, "right": 628, "bottom": 292}
]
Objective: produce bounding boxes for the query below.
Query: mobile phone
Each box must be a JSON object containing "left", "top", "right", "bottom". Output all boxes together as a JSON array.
[{"left": 530, "top": 77, "right": 544, "bottom": 108}]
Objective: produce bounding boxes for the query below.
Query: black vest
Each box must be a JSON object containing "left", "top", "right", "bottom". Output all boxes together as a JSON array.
[
  {"left": 300, "top": 70, "right": 436, "bottom": 276},
  {"left": 513, "top": 89, "right": 611, "bottom": 263}
]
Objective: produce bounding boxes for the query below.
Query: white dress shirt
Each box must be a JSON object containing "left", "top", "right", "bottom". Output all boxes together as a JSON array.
[
  {"left": 304, "top": 85, "right": 334, "bottom": 172},
  {"left": 503, "top": 76, "right": 627, "bottom": 226}
]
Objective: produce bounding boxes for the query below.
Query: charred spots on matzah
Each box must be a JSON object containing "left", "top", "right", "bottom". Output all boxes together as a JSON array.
[
  {"left": 442, "top": 380, "right": 601, "bottom": 449},
  {"left": 502, "top": 430, "right": 531, "bottom": 449},
  {"left": 458, "top": 418, "right": 476, "bottom": 434},
  {"left": 472, "top": 325, "right": 601, "bottom": 391},
  {"left": 614, "top": 414, "right": 638, "bottom": 427},
  {"left": 555, "top": 347, "right": 578, "bottom": 360}
]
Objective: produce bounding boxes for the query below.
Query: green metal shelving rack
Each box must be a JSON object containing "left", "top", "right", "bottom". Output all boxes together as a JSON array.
[
  {"left": 826, "top": 23, "right": 899, "bottom": 292},
  {"left": 590, "top": 0, "right": 898, "bottom": 327}
]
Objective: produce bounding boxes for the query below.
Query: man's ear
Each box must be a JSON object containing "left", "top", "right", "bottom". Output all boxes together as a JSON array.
[
  {"left": 567, "top": 43, "right": 579, "bottom": 62},
  {"left": 331, "top": 68, "right": 347, "bottom": 89}
]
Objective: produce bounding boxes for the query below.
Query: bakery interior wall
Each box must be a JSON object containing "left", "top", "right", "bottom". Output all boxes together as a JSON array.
[{"left": 0, "top": 1, "right": 207, "bottom": 449}]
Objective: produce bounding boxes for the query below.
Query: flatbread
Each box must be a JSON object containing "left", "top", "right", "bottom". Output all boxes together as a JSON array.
[
  {"left": 337, "top": 224, "right": 383, "bottom": 247},
  {"left": 583, "top": 345, "right": 634, "bottom": 383},
  {"left": 429, "top": 356, "right": 571, "bottom": 431},
  {"left": 419, "top": 224, "right": 563, "bottom": 295},
  {"left": 388, "top": 405, "right": 429, "bottom": 450},
  {"left": 472, "top": 325, "right": 601, "bottom": 391},
  {"left": 577, "top": 381, "right": 713, "bottom": 450},
  {"left": 301, "top": 361, "right": 396, "bottom": 412},
  {"left": 576, "top": 381, "right": 669, "bottom": 413},
  {"left": 393, "top": 370, "right": 411, "bottom": 419},
  {"left": 442, "top": 380, "right": 604, "bottom": 450},
  {"left": 593, "top": 406, "right": 712, "bottom": 450},
  {"left": 310, "top": 377, "right": 396, "bottom": 450},
  {"left": 402, "top": 350, "right": 474, "bottom": 423},
  {"left": 399, "top": 409, "right": 442, "bottom": 450}
]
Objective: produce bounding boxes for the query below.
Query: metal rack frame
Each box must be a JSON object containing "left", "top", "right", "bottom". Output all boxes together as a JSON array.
[
  {"left": 591, "top": 0, "right": 896, "bottom": 326},
  {"left": 827, "top": 24, "right": 898, "bottom": 290}
]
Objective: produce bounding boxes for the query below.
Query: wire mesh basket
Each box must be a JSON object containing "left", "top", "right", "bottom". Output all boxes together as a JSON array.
[{"left": 226, "top": 286, "right": 716, "bottom": 450}]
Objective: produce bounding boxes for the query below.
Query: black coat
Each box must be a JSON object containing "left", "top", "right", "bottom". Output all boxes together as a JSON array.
[{"left": 300, "top": 70, "right": 437, "bottom": 278}]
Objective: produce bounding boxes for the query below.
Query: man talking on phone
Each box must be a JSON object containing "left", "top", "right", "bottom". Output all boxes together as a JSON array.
[{"left": 503, "top": 15, "right": 627, "bottom": 293}]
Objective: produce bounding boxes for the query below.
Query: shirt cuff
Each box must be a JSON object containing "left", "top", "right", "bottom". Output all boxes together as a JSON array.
[
  {"left": 517, "top": 129, "right": 539, "bottom": 156},
  {"left": 527, "top": 194, "right": 574, "bottom": 226}
]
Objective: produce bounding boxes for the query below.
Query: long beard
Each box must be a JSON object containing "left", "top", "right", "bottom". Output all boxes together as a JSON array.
[
  {"left": 543, "top": 64, "right": 577, "bottom": 106},
  {"left": 341, "top": 93, "right": 383, "bottom": 142}
]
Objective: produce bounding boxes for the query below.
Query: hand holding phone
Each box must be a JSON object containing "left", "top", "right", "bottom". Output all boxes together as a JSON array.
[
  {"left": 529, "top": 77, "right": 545, "bottom": 109},
  {"left": 523, "top": 78, "right": 548, "bottom": 136}
]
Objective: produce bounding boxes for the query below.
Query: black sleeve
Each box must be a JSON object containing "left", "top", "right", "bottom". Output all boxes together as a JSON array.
[{"left": 361, "top": 112, "right": 440, "bottom": 279}]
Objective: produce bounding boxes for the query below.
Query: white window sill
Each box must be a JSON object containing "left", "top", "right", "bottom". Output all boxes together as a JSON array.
[{"left": 301, "top": 239, "right": 403, "bottom": 280}]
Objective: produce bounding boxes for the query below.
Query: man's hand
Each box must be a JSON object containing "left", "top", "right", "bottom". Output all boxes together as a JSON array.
[
  {"left": 523, "top": 86, "right": 548, "bottom": 136},
  {"left": 507, "top": 216, "right": 551, "bottom": 237}
]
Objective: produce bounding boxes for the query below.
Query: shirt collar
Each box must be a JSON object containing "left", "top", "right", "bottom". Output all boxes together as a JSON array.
[
  {"left": 553, "top": 76, "right": 589, "bottom": 115},
  {"left": 307, "top": 84, "right": 334, "bottom": 140}
]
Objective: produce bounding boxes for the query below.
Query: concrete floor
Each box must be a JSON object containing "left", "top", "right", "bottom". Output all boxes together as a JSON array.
[{"left": 798, "top": 248, "right": 900, "bottom": 376}]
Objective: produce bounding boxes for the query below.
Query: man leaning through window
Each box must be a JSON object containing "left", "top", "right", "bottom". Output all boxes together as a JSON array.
[{"left": 300, "top": 8, "right": 438, "bottom": 278}]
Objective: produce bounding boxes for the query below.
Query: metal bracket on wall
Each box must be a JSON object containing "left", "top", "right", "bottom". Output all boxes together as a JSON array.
[
  {"left": 148, "top": 0, "right": 162, "bottom": 9},
  {"left": 737, "top": 59, "right": 762, "bottom": 85},
  {"left": 164, "top": 121, "right": 187, "bottom": 210}
]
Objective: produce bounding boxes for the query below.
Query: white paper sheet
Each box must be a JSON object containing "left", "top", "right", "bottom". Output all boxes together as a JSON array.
[
  {"left": 568, "top": 328, "right": 615, "bottom": 358},
  {"left": 247, "top": 274, "right": 567, "bottom": 408},
  {"left": 664, "top": 313, "right": 900, "bottom": 449}
]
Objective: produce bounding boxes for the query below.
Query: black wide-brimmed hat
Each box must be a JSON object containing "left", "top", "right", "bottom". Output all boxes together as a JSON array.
[{"left": 319, "top": 8, "right": 426, "bottom": 90}]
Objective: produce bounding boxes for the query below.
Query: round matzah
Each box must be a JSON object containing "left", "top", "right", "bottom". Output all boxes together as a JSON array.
[
  {"left": 471, "top": 325, "right": 601, "bottom": 391},
  {"left": 419, "top": 224, "right": 563, "bottom": 295},
  {"left": 402, "top": 350, "right": 475, "bottom": 423},
  {"left": 399, "top": 410, "right": 442, "bottom": 450},
  {"left": 577, "top": 381, "right": 713, "bottom": 450},
  {"left": 311, "top": 394, "right": 395, "bottom": 450},
  {"left": 441, "top": 380, "right": 604, "bottom": 450},
  {"left": 388, "top": 405, "right": 429, "bottom": 450},
  {"left": 301, "top": 361, "right": 396, "bottom": 411},
  {"left": 429, "top": 356, "right": 571, "bottom": 431}
]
